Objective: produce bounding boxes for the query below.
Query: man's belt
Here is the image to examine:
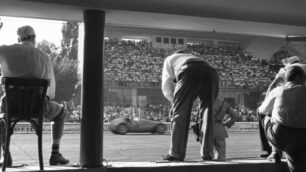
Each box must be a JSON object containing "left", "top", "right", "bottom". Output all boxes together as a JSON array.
[
  {"left": 185, "top": 60, "right": 206, "bottom": 65},
  {"left": 215, "top": 120, "right": 223, "bottom": 123}
]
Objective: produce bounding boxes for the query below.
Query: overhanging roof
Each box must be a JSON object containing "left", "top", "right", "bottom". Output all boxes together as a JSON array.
[{"left": 0, "top": 0, "right": 306, "bottom": 38}]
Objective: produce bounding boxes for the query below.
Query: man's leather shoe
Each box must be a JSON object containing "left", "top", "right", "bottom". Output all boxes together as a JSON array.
[
  {"left": 0, "top": 153, "right": 12, "bottom": 167},
  {"left": 259, "top": 152, "right": 271, "bottom": 158},
  {"left": 49, "top": 153, "right": 69, "bottom": 165},
  {"left": 267, "top": 151, "right": 282, "bottom": 163},
  {"left": 162, "top": 155, "right": 183, "bottom": 162},
  {"left": 202, "top": 156, "right": 213, "bottom": 161}
]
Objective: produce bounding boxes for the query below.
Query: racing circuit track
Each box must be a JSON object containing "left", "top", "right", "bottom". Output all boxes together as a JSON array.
[{"left": 7, "top": 130, "right": 262, "bottom": 166}]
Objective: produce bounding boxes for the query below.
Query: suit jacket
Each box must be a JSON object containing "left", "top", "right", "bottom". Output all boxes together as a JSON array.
[{"left": 213, "top": 99, "right": 238, "bottom": 140}]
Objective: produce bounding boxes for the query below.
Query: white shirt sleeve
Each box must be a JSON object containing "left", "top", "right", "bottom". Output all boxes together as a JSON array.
[
  {"left": 275, "top": 67, "right": 286, "bottom": 78},
  {"left": 258, "top": 86, "right": 280, "bottom": 115},
  {"left": 161, "top": 58, "right": 176, "bottom": 103},
  {"left": 47, "top": 61, "right": 56, "bottom": 99}
]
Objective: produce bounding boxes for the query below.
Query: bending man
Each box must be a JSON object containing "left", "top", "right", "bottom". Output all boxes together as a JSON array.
[{"left": 161, "top": 49, "right": 219, "bottom": 161}]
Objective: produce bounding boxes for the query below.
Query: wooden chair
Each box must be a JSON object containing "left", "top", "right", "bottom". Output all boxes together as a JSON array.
[{"left": 0, "top": 77, "right": 49, "bottom": 171}]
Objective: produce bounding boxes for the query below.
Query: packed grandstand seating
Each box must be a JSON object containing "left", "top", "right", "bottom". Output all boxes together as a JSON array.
[{"left": 104, "top": 38, "right": 282, "bottom": 89}]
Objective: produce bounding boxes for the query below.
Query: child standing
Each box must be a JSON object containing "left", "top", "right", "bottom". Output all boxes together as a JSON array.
[{"left": 203, "top": 98, "right": 238, "bottom": 161}]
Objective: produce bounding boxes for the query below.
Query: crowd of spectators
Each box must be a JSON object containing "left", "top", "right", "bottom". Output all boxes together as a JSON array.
[
  {"left": 99, "top": 104, "right": 259, "bottom": 123},
  {"left": 102, "top": 104, "right": 171, "bottom": 123},
  {"left": 63, "top": 100, "right": 265, "bottom": 122},
  {"left": 104, "top": 39, "right": 279, "bottom": 89},
  {"left": 104, "top": 39, "right": 169, "bottom": 84},
  {"left": 234, "top": 105, "right": 258, "bottom": 122},
  {"left": 187, "top": 44, "right": 276, "bottom": 88}
]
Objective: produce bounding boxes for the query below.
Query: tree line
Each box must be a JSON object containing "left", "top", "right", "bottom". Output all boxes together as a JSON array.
[{"left": 37, "top": 21, "right": 79, "bottom": 104}]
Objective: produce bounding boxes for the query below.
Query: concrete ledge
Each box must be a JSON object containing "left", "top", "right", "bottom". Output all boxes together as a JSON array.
[
  {"left": 2, "top": 166, "right": 105, "bottom": 172},
  {"left": 3, "top": 159, "right": 289, "bottom": 172},
  {"left": 106, "top": 159, "right": 289, "bottom": 172}
]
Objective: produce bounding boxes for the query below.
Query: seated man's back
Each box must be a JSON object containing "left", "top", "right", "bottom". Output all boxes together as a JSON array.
[{"left": 0, "top": 42, "right": 49, "bottom": 78}]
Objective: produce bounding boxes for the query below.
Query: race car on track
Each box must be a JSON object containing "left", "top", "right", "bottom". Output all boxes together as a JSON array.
[{"left": 109, "top": 117, "right": 167, "bottom": 135}]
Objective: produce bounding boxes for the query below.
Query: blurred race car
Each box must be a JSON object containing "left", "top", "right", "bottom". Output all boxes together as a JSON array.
[{"left": 109, "top": 117, "right": 167, "bottom": 135}]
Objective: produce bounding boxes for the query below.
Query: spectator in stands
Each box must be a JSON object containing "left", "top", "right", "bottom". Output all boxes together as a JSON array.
[
  {"left": 203, "top": 98, "right": 238, "bottom": 161},
  {"left": 161, "top": 49, "right": 219, "bottom": 162},
  {"left": 258, "top": 65, "right": 306, "bottom": 172},
  {"left": 0, "top": 25, "right": 69, "bottom": 166}
]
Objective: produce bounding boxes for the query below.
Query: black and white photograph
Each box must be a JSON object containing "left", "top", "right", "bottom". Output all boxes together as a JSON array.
[{"left": 0, "top": 1, "right": 305, "bottom": 172}]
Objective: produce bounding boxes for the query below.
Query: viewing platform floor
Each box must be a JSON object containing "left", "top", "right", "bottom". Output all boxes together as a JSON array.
[{"left": 2, "top": 158, "right": 288, "bottom": 172}]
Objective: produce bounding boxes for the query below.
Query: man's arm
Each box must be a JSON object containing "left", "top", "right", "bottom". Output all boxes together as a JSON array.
[
  {"left": 161, "top": 59, "right": 175, "bottom": 103},
  {"left": 223, "top": 103, "right": 239, "bottom": 128},
  {"left": 258, "top": 86, "right": 279, "bottom": 115},
  {"left": 265, "top": 67, "right": 287, "bottom": 98},
  {"left": 46, "top": 57, "right": 56, "bottom": 99},
  {"left": 265, "top": 77, "right": 283, "bottom": 98}
]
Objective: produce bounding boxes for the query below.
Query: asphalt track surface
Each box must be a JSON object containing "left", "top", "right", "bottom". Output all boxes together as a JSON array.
[{"left": 7, "top": 130, "right": 262, "bottom": 166}]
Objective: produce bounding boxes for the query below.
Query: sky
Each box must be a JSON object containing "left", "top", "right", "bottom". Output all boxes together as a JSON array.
[
  {"left": 0, "top": 16, "right": 64, "bottom": 46},
  {"left": 0, "top": 16, "right": 85, "bottom": 71}
]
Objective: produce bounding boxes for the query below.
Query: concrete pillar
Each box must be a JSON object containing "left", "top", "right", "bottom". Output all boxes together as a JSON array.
[{"left": 80, "top": 10, "right": 105, "bottom": 167}]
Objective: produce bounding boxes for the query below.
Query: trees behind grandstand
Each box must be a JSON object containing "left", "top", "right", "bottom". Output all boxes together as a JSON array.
[{"left": 37, "top": 21, "right": 79, "bottom": 102}]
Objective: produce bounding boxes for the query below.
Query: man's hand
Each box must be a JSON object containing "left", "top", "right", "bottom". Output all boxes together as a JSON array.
[{"left": 223, "top": 121, "right": 230, "bottom": 128}]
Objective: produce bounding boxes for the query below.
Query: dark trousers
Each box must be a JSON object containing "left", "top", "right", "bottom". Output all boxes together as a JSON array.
[
  {"left": 258, "top": 114, "right": 272, "bottom": 153},
  {"left": 261, "top": 115, "right": 306, "bottom": 172},
  {"left": 169, "top": 62, "right": 219, "bottom": 159},
  {"left": 1, "top": 96, "right": 66, "bottom": 144}
]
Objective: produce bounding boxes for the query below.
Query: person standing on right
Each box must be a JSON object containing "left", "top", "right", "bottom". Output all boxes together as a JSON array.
[
  {"left": 161, "top": 49, "right": 219, "bottom": 161},
  {"left": 258, "top": 65, "right": 306, "bottom": 172}
]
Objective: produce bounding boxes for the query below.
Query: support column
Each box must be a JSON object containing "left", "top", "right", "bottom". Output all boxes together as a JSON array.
[{"left": 80, "top": 10, "right": 105, "bottom": 167}]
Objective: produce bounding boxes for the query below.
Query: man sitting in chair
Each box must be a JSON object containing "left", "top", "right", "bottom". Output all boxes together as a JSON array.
[{"left": 0, "top": 25, "right": 69, "bottom": 166}]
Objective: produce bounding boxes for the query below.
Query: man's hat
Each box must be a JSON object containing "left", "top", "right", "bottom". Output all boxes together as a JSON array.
[
  {"left": 282, "top": 56, "right": 300, "bottom": 66},
  {"left": 17, "top": 25, "right": 36, "bottom": 40}
]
